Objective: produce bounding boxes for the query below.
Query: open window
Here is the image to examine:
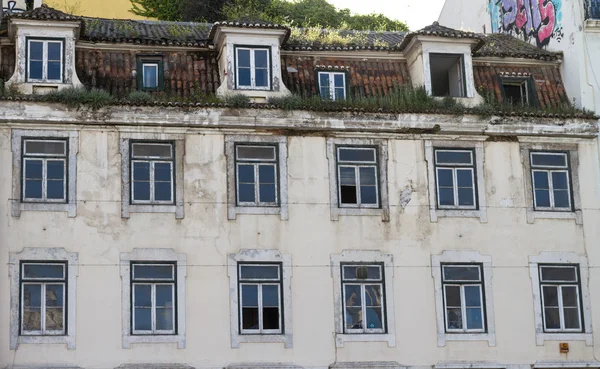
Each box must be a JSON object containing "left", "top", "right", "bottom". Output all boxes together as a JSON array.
[
  {"left": 429, "top": 53, "right": 465, "bottom": 97},
  {"left": 500, "top": 77, "right": 537, "bottom": 106}
]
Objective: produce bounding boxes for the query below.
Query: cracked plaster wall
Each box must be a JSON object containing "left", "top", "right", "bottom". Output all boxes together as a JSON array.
[{"left": 0, "top": 125, "right": 599, "bottom": 368}]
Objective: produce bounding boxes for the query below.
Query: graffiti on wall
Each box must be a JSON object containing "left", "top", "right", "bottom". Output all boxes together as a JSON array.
[
  {"left": 2, "top": 0, "right": 25, "bottom": 14},
  {"left": 489, "top": 0, "right": 563, "bottom": 47}
]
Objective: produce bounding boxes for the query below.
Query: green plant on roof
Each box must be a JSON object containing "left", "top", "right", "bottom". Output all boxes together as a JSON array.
[
  {"left": 167, "top": 23, "right": 195, "bottom": 38},
  {"left": 114, "top": 21, "right": 139, "bottom": 37},
  {"left": 289, "top": 27, "right": 372, "bottom": 46}
]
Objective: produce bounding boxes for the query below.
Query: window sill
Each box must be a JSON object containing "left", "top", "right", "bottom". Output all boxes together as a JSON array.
[
  {"left": 585, "top": 19, "right": 600, "bottom": 30},
  {"left": 535, "top": 332, "right": 593, "bottom": 346},
  {"left": 122, "top": 204, "right": 183, "bottom": 219},
  {"left": 231, "top": 332, "right": 293, "bottom": 348},
  {"left": 12, "top": 200, "right": 76, "bottom": 218},
  {"left": 17, "top": 334, "right": 76, "bottom": 349},
  {"left": 330, "top": 207, "right": 389, "bottom": 222},
  {"left": 123, "top": 333, "right": 186, "bottom": 349},
  {"left": 335, "top": 333, "right": 395, "bottom": 348},
  {"left": 430, "top": 208, "right": 487, "bottom": 223},
  {"left": 227, "top": 205, "right": 288, "bottom": 220},
  {"left": 441, "top": 332, "right": 496, "bottom": 346},
  {"left": 526, "top": 209, "right": 582, "bottom": 225}
]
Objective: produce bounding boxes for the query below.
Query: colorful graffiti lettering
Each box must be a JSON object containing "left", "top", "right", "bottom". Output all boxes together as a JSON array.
[{"left": 489, "top": 0, "right": 563, "bottom": 47}]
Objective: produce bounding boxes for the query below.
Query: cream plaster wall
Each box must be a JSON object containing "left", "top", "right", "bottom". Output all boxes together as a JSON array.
[{"left": 1, "top": 108, "right": 600, "bottom": 368}]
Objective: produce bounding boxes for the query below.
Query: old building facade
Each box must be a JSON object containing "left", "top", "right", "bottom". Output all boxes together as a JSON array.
[{"left": 1, "top": 5, "right": 600, "bottom": 369}]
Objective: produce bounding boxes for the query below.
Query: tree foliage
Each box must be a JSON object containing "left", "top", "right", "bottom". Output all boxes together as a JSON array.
[{"left": 129, "top": 0, "right": 409, "bottom": 31}]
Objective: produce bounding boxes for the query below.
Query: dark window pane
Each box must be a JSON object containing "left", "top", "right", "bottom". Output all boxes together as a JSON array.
[
  {"left": 47, "top": 160, "right": 64, "bottom": 180},
  {"left": 47, "top": 42, "right": 61, "bottom": 61},
  {"left": 29, "top": 61, "right": 42, "bottom": 80},
  {"left": 344, "top": 285, "right": 362, "bottom": 307},
  {"left": 334, "top": 73, "right": 344, "bottom": 87},
  {"left": 456, "top": 169, "right": 473, "bottom": 187},
  {"left": 258, "top": 165, "right": 275, "bottom": 183},
  {"left": 340, "top": 167, "right": 357, "bottom": 204},
  {"left": 503, "top": 83, "right": 524, "bottom": 105},
  {"left": 552, "top": 172, "right": 569, "bottom": 190},
  {"left": 533, "top": 171, "right": 549, "bottom": 189},
  {"left": 132, "top": 162, "right": 150, "bottom": 181},
  {"left": 319, "top": 73, "right": 330, "bottom": 89},
  {"left": 466, "top": 307, "right": 483, "bottom": 329},
  {"left": 134, "top": 308, "right": 151, "bottom": 331},
  {"left": 345, "top": 306, "right": 362, "bottom": 329},
  {"left": 238, "top": 49, "right": 250, "bottom": 67},
  {"left": 365, "top": 285, "right": 382, "bottom": 307},
  {"left": 238, "top": 183, "right": 255, "bottom": 203},
  {"left": 343, "top": 265, "right": 381, "bottom": 280},
  {"left": 436, "top": 150, "right": 472, "bottom": 164},
  {"left": 156, "top": 285, "right": 173, "bottom": 307},
  {"left": 45, "top": 284, "right": 64, "bottom": 331},
  {"left": 133, "top": 265, "right": 174, "bottom": 280},
  {"left": 29, "top": 41, "right": 43, "bottom": 60},
  {"left": 47, "top": 180, "right": 64, "bottom": 200},
  {"left": 143, "top": 64, "right": 158, "bottom": 88},
  {"left": 338, "top": 148, "right": 376, "bottom": 162},
  {"left": 535, "top": 190, "right": 551, "bottom": 207},
  {"left": 237, "top": 165, "right": 255, "bottom": 183},
  {"left": 542, "top": 286, "right": 559, "bottom": 306},
  {"left": 23, "top": 284, "right": 42, "bottom": 331},
  {"left": 457, "top": 188, "right": 474, "bottom": 206},
  {"left": 242, "top": 307, "right": 259, "bottom": 330},
  {"left": 23, "top": 264, "right": 64, "bottom": 279},
  {"left": 360, "top": 186, "right": 377, "bottom": 205},
  {"left": 47, "top": 62, "right": 61, "bottom": 80},
  {"left": 340, "top": 185, "right": 357, "bottom": 204},
  {"left": 553, "top": 190, "right": 571, "bottom": 208},
  {"left": 25, "top": 140, "right": 66, "bottom": 155},
  {"left": 541, "top": 266, "right": 577, "bottom": 282},
  {"left": 438, "top": 188, "right": 454, "bottom": 206},
  {"left": 238, "top": 68, "right": 251, "bottom": 86},
  {"left": 133, "top": 182, "right": 150, "bottom": 201},
  {"left": 237, "top": 146, "right": 276, "bottom": 160},
  {"left": 339, "top": 167, "right": 356, "bottom": 186},
  {"left": 262, "top": 285, "right": 279, "bottom": 306},
  {"left": 320, "top": 86, "right": 332, "bottom": 100},
  {"left": 562, "top": 286, "right": 579, "bottom": 307},
  {"left": 444, "top": 285, "right": 461, "bottom": 306},
  {"left": 437, "top": 168, "right": 453, "bottom": 187},
  {"left": 359, "top": 167, "right": 377, "bottom": 186},
  {"left": 25, "top": 179, "right": 42, "bottom": 199},
  {"left": 25, "top": 160, "right": 43, "bottom": 179},
  {"left": 134, "top": 285, "right": 152, "bottom": 307},
  {"left": 263, "top": 307, "right": 279, "bottom": 330},
  {"left": 464, "top": 286, "right": 481, "bottom": 307},
  {"left": 366, "top": 307, "right": 383, "bottom": 329},
  {"left": 156, "top": 307, "right": 173, "bottom": 331},
  {"left": 254, "top": 50, "right": 268, "bottom": 68},
  {"left": 564, "top": 307, "right": 581, "bottom": 330},
  {"left": 544, "top": 307, "right": 561, "bottom": 329},
  {"left": 240, "top": 265, "right": 279, "bottom": 280},
  {"left": 154, "top": 163, "right": 172, "bottom": 182},
  {"left": 335, "top": 87, "right": 345, "bottom": 101},
  {"left": 154, "top": 182, "right": 172, "bottom": 202},
  {"left": 132, "top": 144, "right": 172, "bottom": 159},
  {"left": 443, "top": 265, "right": 481, "bottom": 281},
  {"left": 241, "top": 284, "right": 258, "bottom": 307},
  {"left": 259, "top": 184, "right": 276, "bottom": 203},
  {"left": 255, "top": 68, "right": 269, "bottom": 87},
  {"left": 446, "top": 307, "right": 462, "bottom": 329},
  {"left": 531, "top": 153, "right": 567, "bottom": 167}
]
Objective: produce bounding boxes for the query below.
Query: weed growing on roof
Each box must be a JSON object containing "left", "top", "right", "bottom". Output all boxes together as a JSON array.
[
  {"left": 289, "top": 28, "right": 371, "bottom": 46},
  {"left": 225, "top": 93, "right": 251, "bottom": 108},
  {"left": 0, "top": 83, "right": 23, "bottom": 98},
  {"left": 126, "top": 91, "right": 153, "bottom": 103},
  {"left": 42, "top": 87, "right": 114, "bottom": 110}
]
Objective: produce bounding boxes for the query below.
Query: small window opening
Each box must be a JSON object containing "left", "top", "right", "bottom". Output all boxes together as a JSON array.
[{"left": 429, "top": 54, "right": 465, "bottom": 97}]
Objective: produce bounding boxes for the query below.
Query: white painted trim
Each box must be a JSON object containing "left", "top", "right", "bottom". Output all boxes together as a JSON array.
[
  {"left": 472, "top": 57, "right": 562, "bottom": 66},
  {"left": 431, "top": 251, "right": 496, "bottom": 347},
  {"left": 528, "top": 252, "right": 593, "bottom": 346},
  {"left": 326, "top": 137, "right": 390, "bottom": 221},
  {"left": 225, "top": 135, "right": 288, "bottom": 220},
  {"left": 9, "top": 248, "right": 78, "bottom": 350},
  {"left": 425, "top": 140, "right": 487, "bottom": 223},
  {"left": 227, "top": 363, "right": 302, "bottom": 369},
  {"left": 331, "top": 362, "right": 404, "bottom": 369},
  {"left": 11, "top": 129, "right": 79, "bottom": 217},
  {"left": 330, "top": 250, "right": 396, "bottom": 347},
  {"left": 533, "top": 361, "right": 600, "bottom": 368},
  {"left": 119, "top": 248, "right": 187, "bottom": 349},
  {"left": 119, "top": 132, "right": 185, "bottom": 219},
  {"left": 227, "top": 249, "right": 293, "bottom": 348},
  {"left": 435, "top": 362, "right": 507, "bottom": 369}
]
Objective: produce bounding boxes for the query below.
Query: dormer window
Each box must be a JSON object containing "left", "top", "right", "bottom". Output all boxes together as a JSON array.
[
  {"left": 235, "top": 47, "right": 270, "bottom": 90},
  {"left": 501, "top": 78, "right": 536, "bottom": 107},
  {"left": 318, "top": 71, "right": 346, "bottom": 101},
  {"left": 137, "top": 56, "right": 163, "bottom": 91},
  {"left": 429, "top": 53, "right": 465, "bottom": 97},
  {"left": 27, "top": 39, "right": 63, "bottom": 83}
]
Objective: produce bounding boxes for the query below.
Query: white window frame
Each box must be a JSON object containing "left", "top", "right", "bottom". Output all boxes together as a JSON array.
[
  {"left": 21, "top": 138, "right": 68, "bottom": 203},
  {"left": 20, "top": 263, "right": 67, "bottom": 336},
  {"left": 227, "top": 249, "right": 293, "bottom": 348},
  {"left": 120, "top": 132, "right": 185, "bottom": 219},
  {"left": 520, "top": 142, "right": 582, "bottom": 224},
  {"left": 27, "top": 38, "right": 63, "bottom": 83},
  {"left": 326, "top": 138, "right": 389, "bottom": 221},
  {"left": 225, "top": 135, "right": 288, "bottom": 220},
  {"left": 130, "top": 142, "right": 175, "bottom": 205},
  {"left": 235, "top": 47, "right": 271, "bottom": 90},
  {"left": 235, "top": 144, "right": 279, "bottom": 207},
  {"left": 432, "top": 251, "right": 496, "bottom": 347},
  {"left": 11, "top": 130, "right": 79, "bottom": 218},
  {"left": 529, "top": 252, "right": 592, "bottom": 346},
  {"left": 131, "top": 263, "right": 176, "bottom": 335},
  {"left": 331, "top": 250, "right": 396, "bottom": 347},
  {"left": 502, "top": 79, "right": 529, "bottom": 105},
  {"left": 530, "top": 152, "right": 572, "bottom": 211},
  {"left": 120, "top": 249, "right": 187, "bottom": 349},
  {"left": 9, "top": 248, "right": 78, "bottom": 350},
  {"left": 142, "top": 62, "right": 159, "bottom": 89},
  {"left": 318, "top": 71, "right": 346, "bottom": 101},
  {"left": 425, "top": 140, "right": 487, "bottom": 222},
  {"left": 341, "top": 264, "right": 386, "bottom": 334},
  {"left": 434, "top": 149, "right": 477, "bottom": 210},
  {"left": 336, "top": 146, "right": 380, "bottom": 209},
  {"left": 441, "top": 265, "right": 485, "bottom": 333},
  {"left": 238, "top": 263, "right": 283, "bottom": 335}
]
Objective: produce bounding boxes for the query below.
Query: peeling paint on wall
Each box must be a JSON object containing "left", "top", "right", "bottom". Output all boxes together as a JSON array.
[{"left": 489, "top": 0, "right": 564, "bottom": 47}]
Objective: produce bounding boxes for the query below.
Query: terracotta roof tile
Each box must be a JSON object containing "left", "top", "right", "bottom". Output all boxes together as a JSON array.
[
  {"left": 399, "top": 21, "right": 483, "bottom": 51},
  {"left": 476, "top": 33, "right": 562, "bottom": 61},
  {"left": 7, "top": 4, "right": 81, "bottom": 21},
  {"left": 284, "top": 29, "right": 406, "bottom": 51}
]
